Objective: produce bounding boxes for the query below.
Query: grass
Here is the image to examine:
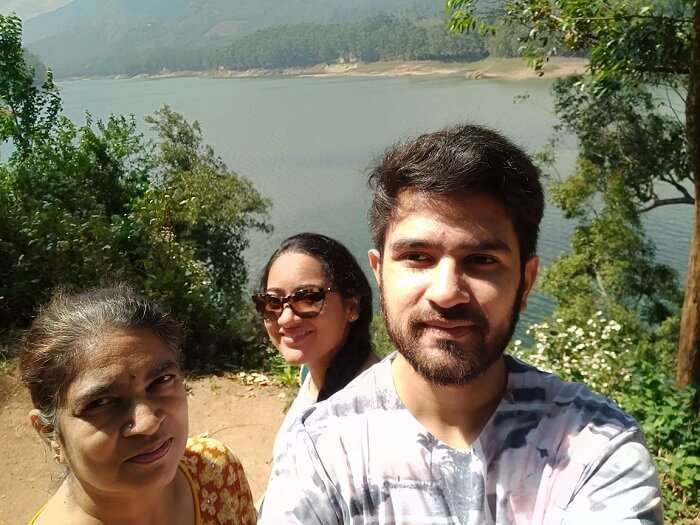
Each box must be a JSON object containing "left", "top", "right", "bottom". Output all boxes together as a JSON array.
[
  {"left": 264, "top": 352, "right": 301, "bottom": 392},
  {"left": 0, "top": 357, "right": 15, "bottom": 376},
  {"left": 0, "top": 338, "right": 17, "bottom": 377}
]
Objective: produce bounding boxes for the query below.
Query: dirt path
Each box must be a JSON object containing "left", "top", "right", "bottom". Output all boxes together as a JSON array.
[{"left": 0, "top": 368, "right": 289, "bottom": 525}]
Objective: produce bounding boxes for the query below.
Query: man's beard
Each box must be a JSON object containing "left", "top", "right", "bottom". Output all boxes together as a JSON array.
[{"left": 380, "top": 279, "right": 524, "bottom": 386}]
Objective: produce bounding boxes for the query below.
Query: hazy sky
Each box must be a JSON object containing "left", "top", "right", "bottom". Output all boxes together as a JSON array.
[{"left": 0, "top": 0, "right": 70, "bottom": 20}]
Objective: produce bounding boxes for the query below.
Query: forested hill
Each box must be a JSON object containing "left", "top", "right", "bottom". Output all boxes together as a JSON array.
[
  {"left": 20, "top": 0, "right": 460, "bottom": 78},
  {"left": 43, "top": 14, "right": 502, "bottom": 78}
]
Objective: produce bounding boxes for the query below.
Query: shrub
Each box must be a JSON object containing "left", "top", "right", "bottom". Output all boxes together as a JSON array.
[
  {"left": 1, "top": 16, "right": 272, "bottom": 369},
  {"left": 371, "top": 314, "right": 394, "bottom": 358}
]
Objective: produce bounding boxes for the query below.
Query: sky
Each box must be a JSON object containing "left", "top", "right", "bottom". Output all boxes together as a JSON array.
[{"left": 0, "top": 0, "right": 70, "bottom": 20}]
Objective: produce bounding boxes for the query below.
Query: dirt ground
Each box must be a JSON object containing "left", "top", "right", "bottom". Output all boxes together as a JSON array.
[{"left": 0, "top": 367, "right": 289, "bottom": 525}]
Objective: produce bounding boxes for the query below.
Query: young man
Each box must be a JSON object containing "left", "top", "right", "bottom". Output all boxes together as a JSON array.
[{"left": 259, "top": 125, "right": 662, "bottom": 524}]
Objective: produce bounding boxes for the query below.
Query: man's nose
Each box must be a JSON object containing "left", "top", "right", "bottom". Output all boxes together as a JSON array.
[{"left": 424, "top": 259, "right": 470, "bottom": 309}]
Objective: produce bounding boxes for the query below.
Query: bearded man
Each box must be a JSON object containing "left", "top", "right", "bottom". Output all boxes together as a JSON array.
[{"left": 259, "top": 124, "right": 662, "bottom": 525}]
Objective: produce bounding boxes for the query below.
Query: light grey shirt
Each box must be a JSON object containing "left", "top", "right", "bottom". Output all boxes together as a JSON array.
[
  {"left": 272, "top": 373, "right": 314, "bottom": 459},
  {"left": 260, "top": 354, "right": 662, "bottom": 524}
]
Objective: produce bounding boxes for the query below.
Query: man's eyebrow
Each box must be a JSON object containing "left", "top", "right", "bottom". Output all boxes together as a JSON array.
[{"left": 389, "top": 238, "right": 512, "bottom": 253}]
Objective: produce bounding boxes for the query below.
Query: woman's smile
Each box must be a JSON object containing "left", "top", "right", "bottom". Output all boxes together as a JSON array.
[
  {"left": 126, "top": 437, "right": 174, "bottom": 464},
  {"left": 280, "top": 327, "right": 314, "bottom": 346}
]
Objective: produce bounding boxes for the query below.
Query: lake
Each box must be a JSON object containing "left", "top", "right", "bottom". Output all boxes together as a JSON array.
[{"left": 57, "top": 75, "right": 692, "bottom": 333}]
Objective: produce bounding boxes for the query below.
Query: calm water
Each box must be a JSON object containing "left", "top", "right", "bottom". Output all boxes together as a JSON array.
[{"left": 57, "top": 76, "right": 692, "bottom": 333}]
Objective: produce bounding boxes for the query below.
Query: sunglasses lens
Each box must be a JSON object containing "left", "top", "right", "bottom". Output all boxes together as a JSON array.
[
  {"left": 290, "top": 289, "right": 326, "bottom": 317},
  {"left": 253, "top": 288, "right": 328, "bottom": 319},
  {"left": 253, "top": 294, "right": 281, "bottom": 318}
]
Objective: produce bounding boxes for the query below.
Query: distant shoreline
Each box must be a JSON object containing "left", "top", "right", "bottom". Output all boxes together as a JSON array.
[{"left": 62, "top": 57, "right": 589, "bottom": 82}]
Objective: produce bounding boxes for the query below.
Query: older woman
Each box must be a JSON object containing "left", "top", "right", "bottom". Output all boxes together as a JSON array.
[{"left": 20, "top": 285, "right": 257, "bottom": 525}]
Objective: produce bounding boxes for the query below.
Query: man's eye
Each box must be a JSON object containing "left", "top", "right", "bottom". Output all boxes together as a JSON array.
[
  {"left": 402, "top": 252, "right": 431, "bottom": 263},
  {"left": 466, "top": 255, "right": 498, "bottom": 265},
  {"left": 84, "top": 397, "right": 113, "bottom": 411}
]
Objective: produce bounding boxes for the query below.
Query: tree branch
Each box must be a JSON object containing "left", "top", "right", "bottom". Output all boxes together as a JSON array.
[
  {"left": 545, "top": 13, "right": 691, "bottom": 24},
  {"left": 595, "top": 270, "right": 610, "bottom": 301},
  {"left": 640, "top": 196, "right": 695, "bottom": 212},
  {"left": 586, "top": 62, "right": 689, "bottom": 76},
  {"left": 664, "top": 177, "right": 696, "bottom": 200},
  {"left": 662, "top": 85, "right": 687, "bottom": 127},
  {"left": 7, "top": 99, "right": 27, "bottom": 152}
]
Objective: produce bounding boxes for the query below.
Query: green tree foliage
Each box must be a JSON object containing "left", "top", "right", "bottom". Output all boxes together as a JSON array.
[
  {"left": 447, "top": 0, "right": 699, "bottom": 389},
  {"left": 539, "top": 77, "right": 687, "bottom": 324},
  {"left": 484, "top": 19, "right": 528, "bottom": 57},
  {"left": 215, "top": 14, "right": 488, "bottom": 69},
  {"left": 0, "top": 15, "right": 60, "bottom": 157},
  {"left": 0, "top": 14, "right": 271, "bottom": 368}
]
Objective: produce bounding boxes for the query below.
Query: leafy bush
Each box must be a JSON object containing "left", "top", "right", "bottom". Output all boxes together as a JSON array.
[
  {"left": 516, "top": 312, "right": 635, "bottom": 399},
  {"left": 1, "top": 15, "right": 272, "bottom": 369},
  {"left": 371, "top": 314, "right": 394, "bottom": 358},
  {"left": 513, "top": 314, "right": 700, "bottom": 524}
]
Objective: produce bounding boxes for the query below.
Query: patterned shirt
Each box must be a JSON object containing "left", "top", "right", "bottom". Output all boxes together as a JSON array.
[
  {"left": 259, "top": 354, "right": 662, "bottom": 524},
  {"left": 181, "top": 437, "right": 257, "bottom": 525}
]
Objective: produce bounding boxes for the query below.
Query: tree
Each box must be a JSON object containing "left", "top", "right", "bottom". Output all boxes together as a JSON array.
[
  {"left": 446, "top": 0, "right": 698, "bottom": 389},
  {"left": 0, "top": 15, "right": 60, "bottom": 157},
  {"left": 1, "top": 14, "right": 271, "bottom": 368}
]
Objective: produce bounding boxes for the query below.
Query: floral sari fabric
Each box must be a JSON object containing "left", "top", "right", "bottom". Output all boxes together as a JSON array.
[{"left": 180, "top": 436, "right": 257, "bottom": 525}]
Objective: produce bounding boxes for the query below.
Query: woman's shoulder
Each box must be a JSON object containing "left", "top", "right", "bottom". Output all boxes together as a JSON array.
[
  {"left": 26, "top": 484, "right": 70, "bottom": 525},
  {"left": 180, "top": 436, "right": 256, "bottom": 525},
  {"left": 181, "top": 436, "right": 245, "bottom": 477},
  {"left": 27, "top": 505, "right": 47, "bottom": 525}
]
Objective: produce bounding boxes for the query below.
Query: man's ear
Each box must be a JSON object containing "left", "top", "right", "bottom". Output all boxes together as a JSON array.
[
  {"left": 519, "top": 256, "right": 539, "bottom": 311},
  {"left": 368, "top": 249, "right": 382, "bottom": 286}
]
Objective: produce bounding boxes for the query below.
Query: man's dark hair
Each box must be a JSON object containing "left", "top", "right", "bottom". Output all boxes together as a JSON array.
[{"left": 368, "top": 124, "right": 544, "bottom": 262}]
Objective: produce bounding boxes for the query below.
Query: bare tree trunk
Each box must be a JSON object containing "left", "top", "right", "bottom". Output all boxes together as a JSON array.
[{"left": 677, "top": 0, "right": 700, "bottom": 392}]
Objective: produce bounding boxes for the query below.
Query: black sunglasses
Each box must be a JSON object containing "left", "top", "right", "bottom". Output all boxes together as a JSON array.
[{"left": 252, "top": 286, "right": 333, "bottom": 320}]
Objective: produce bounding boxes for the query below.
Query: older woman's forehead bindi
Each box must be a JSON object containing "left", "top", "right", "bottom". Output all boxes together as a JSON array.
[
  {"left": 69, "top": 358, "right": 179, "bottom": 409},
  {"left": 67, "top": 330, "right": 177, "bottom": 405}
]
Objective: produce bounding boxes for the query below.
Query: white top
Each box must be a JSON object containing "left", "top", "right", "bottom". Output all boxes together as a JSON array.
[
  {"left": 260, "top": 354, "right": 662, "bottom": 525},
  {"left": 271, "top": 372, "right": 315, "bottom": 460}
]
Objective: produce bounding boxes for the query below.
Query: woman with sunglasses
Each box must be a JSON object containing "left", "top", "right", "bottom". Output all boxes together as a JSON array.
[{"left": 253, "top": 233, "right": 379, "bottom": 458}]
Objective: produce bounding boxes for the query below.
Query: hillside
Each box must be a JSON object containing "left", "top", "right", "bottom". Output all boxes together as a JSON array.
[
  {"left": 0, "top": 0, "right": 70, "bottom": 20},
  {"left": 22, "top": 0, "right": 445, "bottom": 77}
]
